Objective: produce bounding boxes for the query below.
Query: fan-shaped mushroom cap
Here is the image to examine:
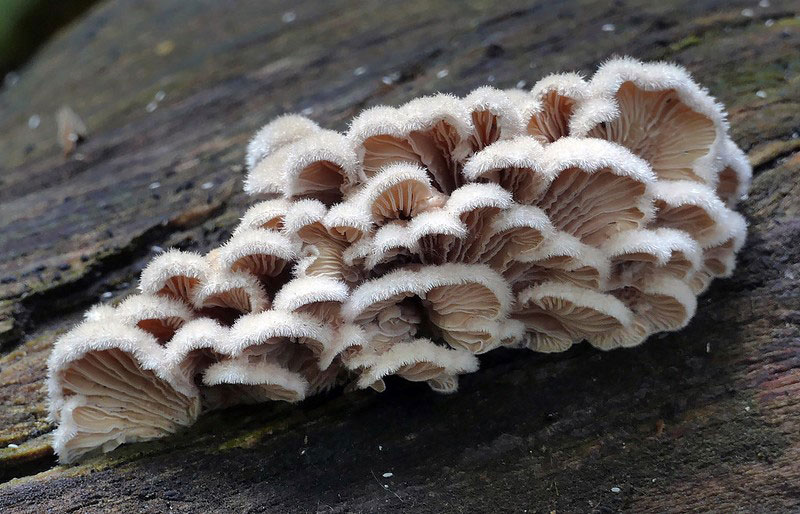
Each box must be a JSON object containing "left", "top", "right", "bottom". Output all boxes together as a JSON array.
[
  {"left": 281, "top": 198, "right": 328, "bottom": 237},
  {"left": 272, "top": 275, "right": 350, "bottom": 320},
  {"left": 138, "top": 249, "right": 210, "bottom": 304},
  {"left": 347, "top": 105, "right": 414, "bottom": 178},
  {"left": 398, "top": 95, "right": 474, "bottom": 193},
  {"left": 228, "top": 309, "right": 336, "bottom": 357},
  {"left": 343, "top": 263, "right": 512, "bottom": 352},
  {"left": 348, "top": 338, "right": 479, "bottom": 393},
  {"left": 281, "top": 200, "right": 351, "bottom": 280},
  {"left": 359, "top": 163, "right": 444, "bottom": 225},
  {"left": 467, "top": 204, "right": 554, "bottom": 270},
  {"left": 233, "top": 199, "right": 292, "bottom": 235},
  {"left": 650, "top": 180, "right": 734, "bottom": 248},
  {"left": 689, "top": 210, "right": 747, "bottom": 294},
  {"left": 245, "top": 114, "right": 320, "bottom": 171},
  {"left": 446, "top": 182, "right": 514, "bottom": 218},
  {"left": 408, "top": 210, "right": 469, "bottom": 263},
  {"left": 716, "top": 138, "right": 752, "bottom": 207},
  {"left": 298, "top": 242, "right": 349, "bottom": 281},
  {"left": 536, "top": 137, "right": 655, "bottom": 245},
  {"left": 572, "top": 57, "right": 726, "bottom": 184},
  {"left": 116, "top": 293, "right": 195, "bottom": 344},
  {"left": 216, "top": 228, "right": 298, "bottom": 280},
  {"left": 163, "top": 317, "right": 231, "bottom": 376},
  {"left": 348, "top": 94, "right": 473, "bottom": 193},
  {"left": 506, "top": 231, "right": 610, "bottom": 291},
  {"left": 526, "top": 72, "right": 590, "bottom": 144},
  {"left": 365, "top": 209, "right": 468, "bottom": 268},
  {"left": 191, "top": 268, "right": 269, "bottom": 324},
  {"left": 282, "top": 131, "right": 359, "bottom": 203},
  {"left": 202, "top": 358, "right": 310, "bottom": 404},
  {"left": 462, "top": 136, "right": 550, "bottom": 205},
  {"left": 247, "top": 130, "right": 360, "bottom": 204},
  {"left": 398, "top": 94, "right": 473, "bottom": 138},
  {"left": 357, "top": 224, "right": 412, "bottom": 271},
  {"left": 593, "top": 274, "right": 697, "bottom": 349},
  {"left": 243, "top": 148, "right": 289, "bottom": 198},
  {"left": 323, "top": 200, "right": 373, "bottom": 243},
  {"left": 441, "top": 183, "right": 514, "bottom": 262},
  {"left": 602, "top": 227, "right": 702, "bottom": 287},
  {"left": 344, "top": 264, "right": 511, "bottom": 321},
  {"left": 322, "top": 322, "right": 369, "bottom": 370},
  {"left": 462, "top": 86, "right": 526, "bottom": 151},
  {"left": 514, "top": 282, "right": 632, "bottom": 352},
  {"left": 47, "top": 321, "right": 200, "bottom": 463}
]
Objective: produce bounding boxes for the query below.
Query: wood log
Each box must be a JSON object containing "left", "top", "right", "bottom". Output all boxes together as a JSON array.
[{"left": 1, "top": 0, "right": 798, "bottom": 511}]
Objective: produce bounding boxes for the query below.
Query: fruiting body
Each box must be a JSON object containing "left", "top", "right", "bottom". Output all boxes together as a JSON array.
[{"left": 48, "top": 58, "right": 750, "bottom": 463}]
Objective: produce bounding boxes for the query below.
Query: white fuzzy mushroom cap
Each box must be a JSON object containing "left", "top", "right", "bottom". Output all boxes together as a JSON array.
[
  {"left": 352, "top": 338, "right": 479, "bottom": 392},
  {"left": 228, "top": 309, "right": 336, "bottom": 356},
  {"left": 245, "top": 114, "right": 320, "bottom": 171},
  {"left": 202, "top": 359, "right": 310, "bottom": 403},
  {"left": 716, "top": 138, "right": 753, "bottom": 207},
  {"left": 47, "top": 320, "right": 200, "bottom": 463},
  {"left": 233, "top": 199, "right": 292, "bottom": 235},
  {"left": 138, "top": 249, "right": 210, "bottom": 300}
]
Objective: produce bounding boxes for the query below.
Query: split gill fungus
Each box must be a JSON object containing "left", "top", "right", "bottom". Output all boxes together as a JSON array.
[{"left": 48, "top": 58, "right": 751, "bottom": 463}]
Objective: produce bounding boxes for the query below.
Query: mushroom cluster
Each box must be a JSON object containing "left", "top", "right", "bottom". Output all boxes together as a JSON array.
[{"left": 48, "top": 58, "right": 751, "bottom": 463}]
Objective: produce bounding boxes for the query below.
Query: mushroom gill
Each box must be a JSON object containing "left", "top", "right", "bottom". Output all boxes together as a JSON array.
[{"left": 48, "top": 322, "right": 200, "bottom": 464}]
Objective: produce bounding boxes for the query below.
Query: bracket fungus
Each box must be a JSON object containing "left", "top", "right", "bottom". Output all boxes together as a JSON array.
[{"left": 48, "top": 57, "right": 751, "bottom": 463}]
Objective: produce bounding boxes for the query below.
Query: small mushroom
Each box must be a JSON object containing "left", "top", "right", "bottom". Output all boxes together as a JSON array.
[
  {"left": 203, "top": 359, "right": 310, "bottom": 405},
  {"left": 272, "top": 275, "right": 350, "bottom": 320},
  {"left": 536, "top": 137, "right": 655, "bottom": 245},
  {"left": 246, "top": 130, "right": 359, "bottom": 204},
  {"left": 233, "top": 198, "right": 292, "bottom": 235},
  {"left": 572, "top": 57, "right": 726, "bottom": 184},
  {"left": 347, "top": 337, "right": 479, "bottom": 393},
  {"left": 506, "top": 231, "right": 610, "bottom": 292},
  {"left": 139, "top": 249, "right": 210, "bottom": 304},
  {"left": 116, "top": 293, "right": 195, "bottom": 344},
  {"left": 461, "top": 136, "right": 549, "bottom": 204},
  {"left": 216, "top": 227, "right": 299, "bottom": 283},
  {"left": 163, "top": 317, "right": 230, "bottom": 380},
  {"left": 191, "top": 268, "right": 269, "bottom": 325},
  {"left": 514, "top": 282, "right": 632, "bottom": 352},
  {"left": 48, "top": 321, "right": 200, "bottom": 463},
  {"left": 245, "top": 114, "right": 320, "bottom": 171},
  {"left": 461, "top": 86, "right": 526, "bottom": 152},
  {"left": 526, "top": 72, "right": 590, "bottom": 144},
  {"left": 650, "top": 180, "right": 734, "bottom": 248},
  {"left": 715, "top": 138, "right": 753, "bottom": 207}
]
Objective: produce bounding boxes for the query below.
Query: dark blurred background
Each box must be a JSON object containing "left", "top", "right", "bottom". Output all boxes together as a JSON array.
[{"left": 0, "top": 0, "right": 100, "bottom": 77}]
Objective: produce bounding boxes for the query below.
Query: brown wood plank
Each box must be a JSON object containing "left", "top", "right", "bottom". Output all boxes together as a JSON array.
[{"left": 1, "top": 0, "right": 799, "bottom": 511}]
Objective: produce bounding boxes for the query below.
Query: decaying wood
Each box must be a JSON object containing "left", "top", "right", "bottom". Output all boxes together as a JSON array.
[{"left": 1, "top": 0, "right": 799, "bottom": 512}]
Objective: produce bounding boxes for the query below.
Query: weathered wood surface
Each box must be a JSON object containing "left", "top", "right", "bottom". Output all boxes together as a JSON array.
[{"left": 1, "top": 0, "right": 799, "bottom": 511}]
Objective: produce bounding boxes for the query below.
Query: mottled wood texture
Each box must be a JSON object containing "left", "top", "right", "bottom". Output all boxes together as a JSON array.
[{"left": 1, "top": 0, "right": 799, "bottom": 512}]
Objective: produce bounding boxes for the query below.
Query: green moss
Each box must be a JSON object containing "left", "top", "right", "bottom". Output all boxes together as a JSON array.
[
  {"left": 776, "top": 17, "right": 800, "bottom": 28},
  {"left": 669, "top": 35, "right": 701, "bottom": 52}
]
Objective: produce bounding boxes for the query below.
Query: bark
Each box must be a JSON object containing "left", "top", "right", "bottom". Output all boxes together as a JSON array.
[{"left": 1, "top": 0, "right": 799, "bottom": 512}]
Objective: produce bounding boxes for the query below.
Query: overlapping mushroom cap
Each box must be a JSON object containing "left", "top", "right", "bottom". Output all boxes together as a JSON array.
[{"left": 48, "top": 57, "right": 750, "bottom": 463}]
